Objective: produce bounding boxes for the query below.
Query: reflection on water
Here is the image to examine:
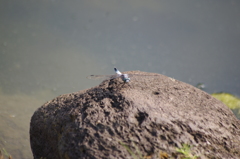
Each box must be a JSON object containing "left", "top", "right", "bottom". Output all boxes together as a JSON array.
[{"left": 0, "top": 89, "right": 56, "bottom": 159}]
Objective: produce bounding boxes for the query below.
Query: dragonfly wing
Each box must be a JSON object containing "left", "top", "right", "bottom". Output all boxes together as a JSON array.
[
  {"left": 87, "top": 75, "right": 112, "bottom": 80},
  {"left": 109, "top": 74, "right": 121, "bottom": 80},
  {"left": 87, "top": 74, "right": 120, "bottom": 80}
]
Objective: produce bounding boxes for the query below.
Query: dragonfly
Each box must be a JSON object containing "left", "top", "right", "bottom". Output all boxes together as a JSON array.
[{"left": 87, "top": 68, "right": 132, "bottom": 83}]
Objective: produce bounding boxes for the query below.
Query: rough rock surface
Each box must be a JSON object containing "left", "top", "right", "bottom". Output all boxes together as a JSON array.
[{"left": 30, "top": 70, "right": 240, "bottom": 159}]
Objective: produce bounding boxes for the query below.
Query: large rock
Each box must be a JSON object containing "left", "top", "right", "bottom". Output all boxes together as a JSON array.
[{"left": 30, "top": 70, "right": 240, "bottom": 159}]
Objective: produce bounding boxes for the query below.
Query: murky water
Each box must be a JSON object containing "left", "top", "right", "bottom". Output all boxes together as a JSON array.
[
  {"left": 0, "top": 0, "right": 240, "bottom": 158},
  {"left": 0, "top": 91, "right": 49, "bottom": 158}
]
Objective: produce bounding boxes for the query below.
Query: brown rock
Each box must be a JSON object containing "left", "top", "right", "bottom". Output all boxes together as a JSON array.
[{"left": 30, "top": 70, "right": 240, "bottom": 159}]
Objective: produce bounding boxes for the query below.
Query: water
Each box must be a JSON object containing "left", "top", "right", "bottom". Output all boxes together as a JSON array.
[{"left": 0, "top": 1, "right": 240, "bottom": 158}]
